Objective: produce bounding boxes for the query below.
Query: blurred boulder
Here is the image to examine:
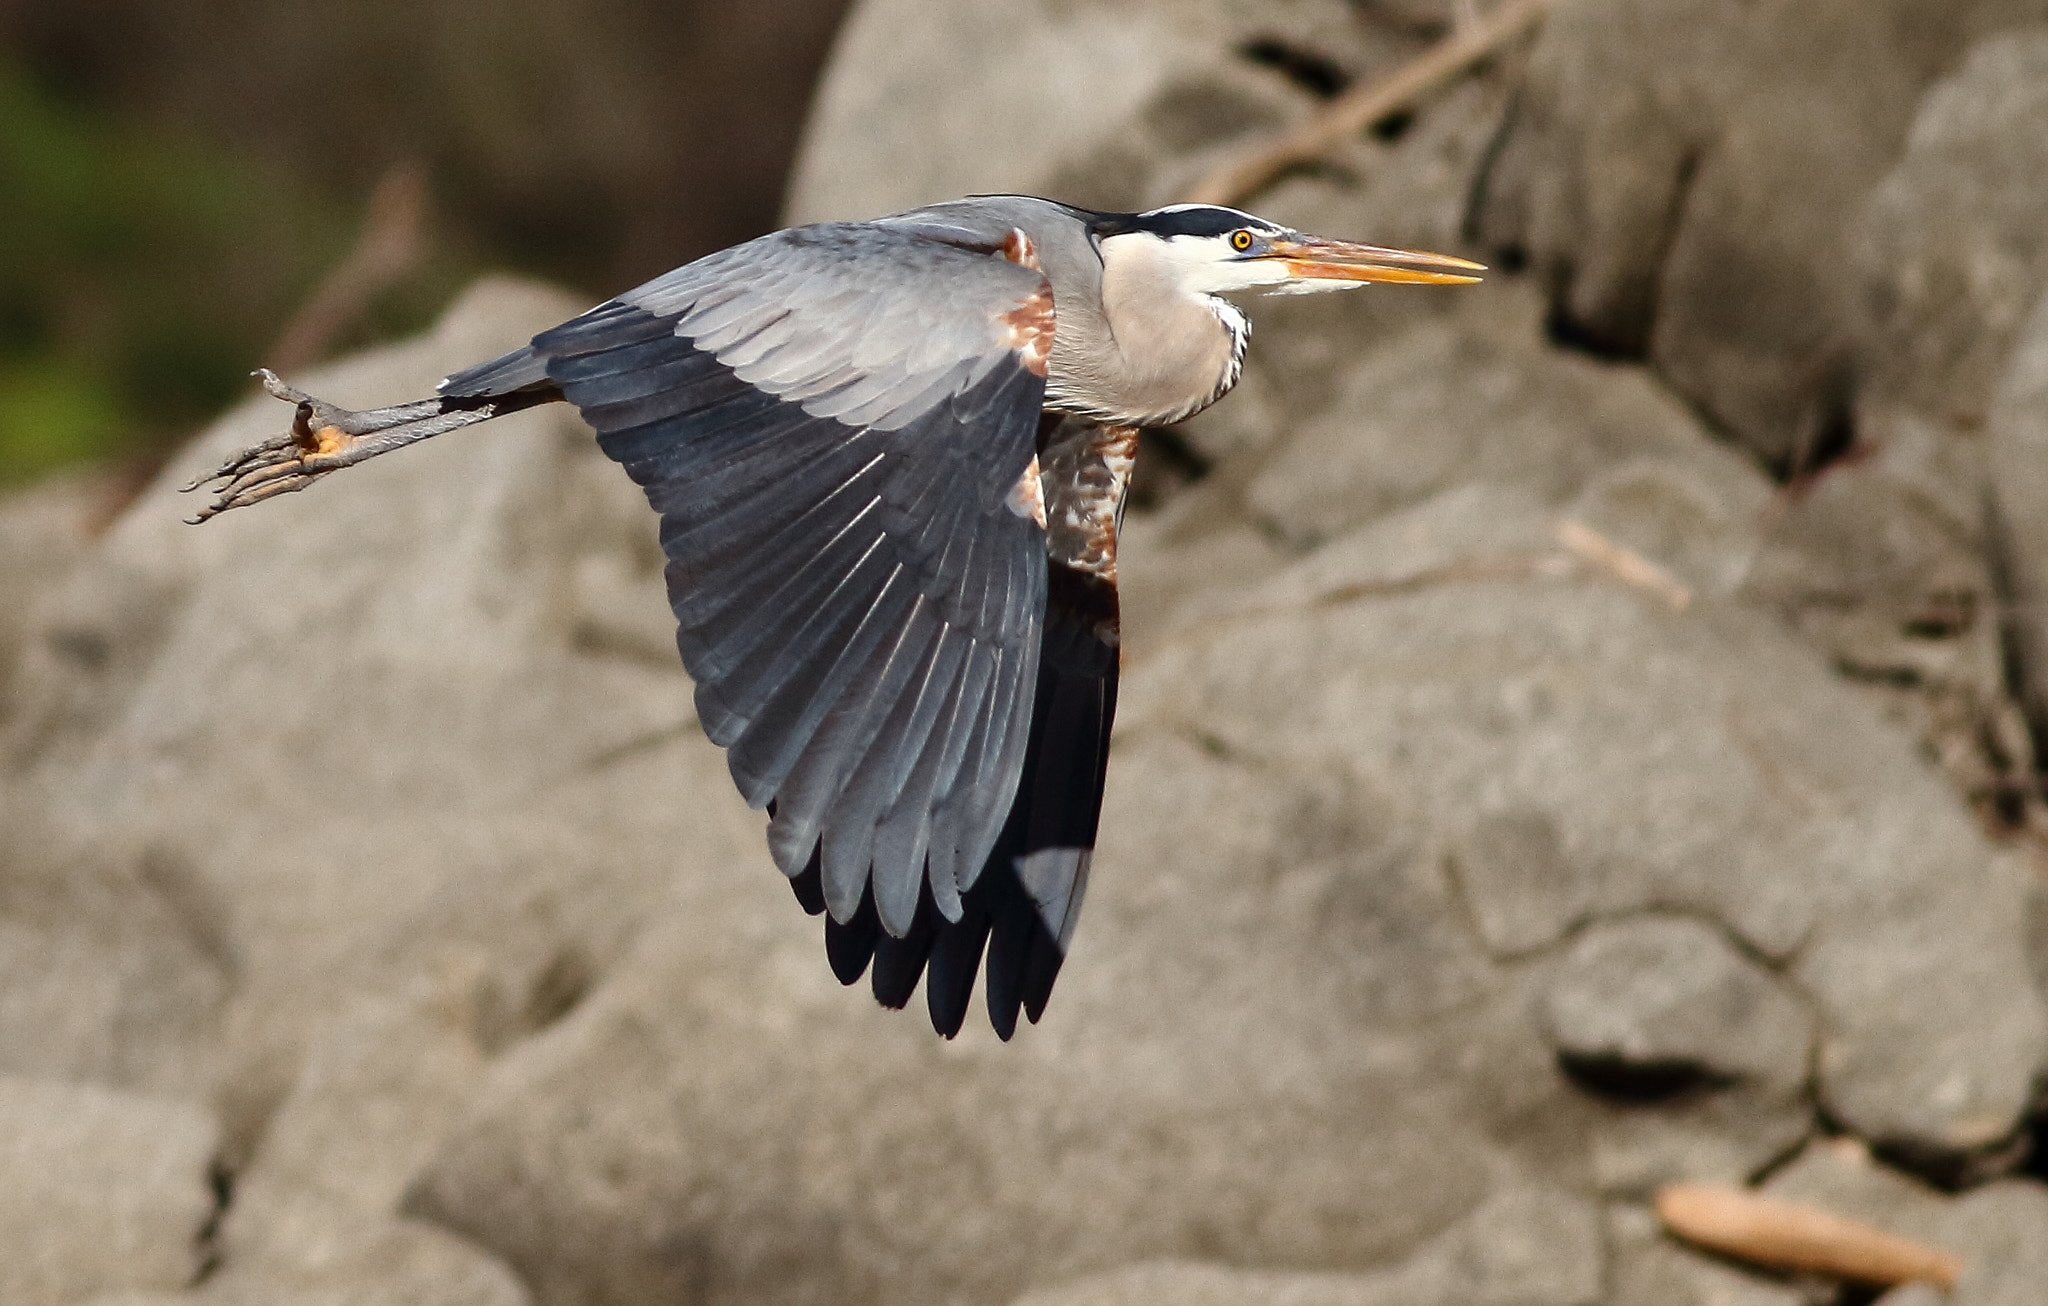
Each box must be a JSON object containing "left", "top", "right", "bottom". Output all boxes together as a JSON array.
[
  {"left": 793, "top": 0, "right": 1264, "bottom": 221},
  {"left": 1603, "top": 1202, "right": 1805, "bottom": 1306},
  {"left": 1539, "top": 917, "right": 1811, "bottom": 1097},
  {"left": 0, "top": 473, "right": 94, "bottom": 724},
  {"left": 81, "top": 1219, "right": 529, "bottom": 1306},
  {"left": 1736, "top": 431, "right": 2021, "bottom": 815},
  {"left": 1475, "top": 0, "right": 2048, "bottom": 470},
  {"left": 1815, "top": 30, "right": 2048, "bottom": 798},
  {"left": 1234, "top": 288, "right": 1764, "bottom": 553},
  {"left": 0, "top": 1076, "right": 219, "bottom": 1306},
  {"left": 1852, "top": 30, "right": 2048, "bottom": 423},
  {"left": 404, "top": 726, "right": 1513, "bottom": 1305},
  {"left": 791, "top": 0, "right": 1414, "bottom": 222},
  {"left": 1127, "top": 480, "right": 2045, "bottom": 1168},
  {"left": 0, "top": 805, "right": 233, "bottom": 1095},
  {"left": 210, "top": 982, "right": 512, "bottom": 1301},
  {"left": 1766, "top": 1138, "right": 2048, "bottom": 1306},
  {"left": 1537, "top": 917, "right": 1813, "bottom": 1194},
  {"left": 1990, "top": 286, "right": 2048, "bottom": 756},
  {"left": 1006, "top": 1182, "right": 1602, "bottom": 1306}
]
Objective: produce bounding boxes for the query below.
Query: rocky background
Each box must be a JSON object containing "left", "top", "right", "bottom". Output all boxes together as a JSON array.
[{"left": 8, "top": 0, "right": 2048, "bottom": 1303}]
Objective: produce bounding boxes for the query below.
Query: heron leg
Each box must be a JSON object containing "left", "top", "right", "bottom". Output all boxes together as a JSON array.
[{"left": 183, "top": 369, "right": 501, "bottom": 522}]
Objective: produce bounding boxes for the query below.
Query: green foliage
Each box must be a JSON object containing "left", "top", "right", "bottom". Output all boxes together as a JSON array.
[
  {"left": 0, "top": 58, "right": 460, "bottom": 485},
  {"left": 0, "top": 357, "right": 122, "bottom": 478}
]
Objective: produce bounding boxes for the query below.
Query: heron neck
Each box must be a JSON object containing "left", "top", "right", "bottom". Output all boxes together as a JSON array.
[{"left": 1046, "top": 257, "right": 1247, "bottom": 427}]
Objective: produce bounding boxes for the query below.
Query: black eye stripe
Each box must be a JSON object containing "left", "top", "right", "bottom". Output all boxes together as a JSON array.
[{"left": 1090, "top": 205, "right": 1282, "bottom": 240}]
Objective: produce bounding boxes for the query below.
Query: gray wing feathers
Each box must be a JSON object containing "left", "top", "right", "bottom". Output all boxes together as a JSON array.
[
  {"left": 625, "top": 228, "right": 1038, "bottom": 430},
  {"left": 540, "top": 223, "right": 1054, "bottom": 943},
  {"left": 438, "top": 343, "right": 553, "bottom": 398}
]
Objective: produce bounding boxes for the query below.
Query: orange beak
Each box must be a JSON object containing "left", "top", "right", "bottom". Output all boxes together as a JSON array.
[{"left": 1266, "top": 236, "right": 1485, "bottom": 286}]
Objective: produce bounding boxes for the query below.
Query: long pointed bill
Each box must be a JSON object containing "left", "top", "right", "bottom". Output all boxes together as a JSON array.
[{"left": 1269, "top": 236, "right": 1486, "bottom": 286}]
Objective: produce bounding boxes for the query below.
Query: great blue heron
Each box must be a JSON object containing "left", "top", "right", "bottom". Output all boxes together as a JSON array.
[{"left": 188, "top": 196, "right": 1481, "bottom": 1038}]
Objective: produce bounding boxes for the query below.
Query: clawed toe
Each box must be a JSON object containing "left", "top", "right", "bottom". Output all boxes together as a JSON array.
[
  {"left": 184, "top": 446, "right": 338, "bottom": 522},
  {"left": 182, "top": 372, "right": 366, "bottom": 522},
  {"left": 182, "top": 368, "right": 509, "bottom": 523},
  {"left": 254, "top": 368, "right": 309, "bottom": 406},
  {"left": 181, "top": 433, "right": 300, "bottom": 493}
]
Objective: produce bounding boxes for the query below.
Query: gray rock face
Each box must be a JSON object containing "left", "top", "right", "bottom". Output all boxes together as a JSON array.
[
  {"left": 1475, "top": 0, "right": 2048, "bottom": 468},
  {"left": 1853, "top": 31, "right": 2048, "bottom": 422},
  {"left": 1539, "top": 917, "right": 1811, "bottom": 1095},
  {"left": 1603, "top": 1202, "right": 1805, "bottom": 1306},
  {"left": 1237, "top": 300, "right": 1754, "bottom": 552},
  {"left": 1007, "top": 1182, "right": 1602, "bottom": 1306},
  {"left": 0, "top": 474, "right": 94, "bottom": 726},
  {"left": 1766, "top": 1139, "right": 2048, "bottom": 1306},
  {"left": 1129, "top": 484, "right": 2046, "bottom": 1163},
  {"left": 790, "top": 0, "right": 1464, "bottom": 224},
  {"left": 1537, "top": 917, "right": 1814, "bottom": 1192},
  {"left": 1990, "top": 287, "right": 2048, "bottom": 751},
  {"left": 4, "top": 280, "right": 598, "bottom": 1306},
  {"left": 0, "top": 1077, "right": 219, "bottom": 1306},
  {"left": 13, "top": 267, "right": 2034, "bottom": 1304},
  {"left": 404, "top": 727, "right": 1515, "bottom": 1306}
]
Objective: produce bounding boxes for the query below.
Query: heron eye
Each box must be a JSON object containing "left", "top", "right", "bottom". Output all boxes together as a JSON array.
[{"left": 1229, "top": 229, "right": 1255, "bottom": 252}]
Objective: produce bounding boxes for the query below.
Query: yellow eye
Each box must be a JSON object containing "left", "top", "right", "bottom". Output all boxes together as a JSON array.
[{"left": 1230, "top": 229, "right": 1255, "bottom": 252}]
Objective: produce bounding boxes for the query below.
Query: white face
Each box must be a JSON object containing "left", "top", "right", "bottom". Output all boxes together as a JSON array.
[
  {"left": 1101, "top": 204, "right": 1487, "bottom": 300},
  {"left": 1099, "top": 231, "right": 1299, "bottom": 305},
  {"left": 1101, "top": 217, "right": 1366, "bottom": 300}
]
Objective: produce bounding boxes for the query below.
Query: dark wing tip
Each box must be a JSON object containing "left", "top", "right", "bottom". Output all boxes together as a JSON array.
[
  {"left": 791, "top": 841, "right": 1079, "bottom": 1038},
  {"left": 871, "top": 895, "right": 941, "bottom": 1010},
  {"left": 824, "top": 887, "right": 880, "bottom": 986},
  {"left": 925, "top": 911, "right": 993, "bottom": 1039},
  {"left": 784, "top": 826, "right": 829, "bottom": 916}
]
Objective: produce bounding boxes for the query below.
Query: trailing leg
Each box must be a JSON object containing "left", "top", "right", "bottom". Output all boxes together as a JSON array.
[{"left": 184, "top": 368, "right": 561, "bottom": 521}]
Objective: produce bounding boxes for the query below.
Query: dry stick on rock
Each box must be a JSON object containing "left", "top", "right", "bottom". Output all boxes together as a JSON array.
[
  {"left": 268, "top": 161, "right": 429, "bottom": 375},
  {"left": 1185, "top": 0, "right": 1554, "bottom": 207},
  {"left": 1655, "top": 1184, "right": 1964, "bottom": 1290},
  {"left": 1555, "top": 518, "right": 1693, "bottom": 611}
]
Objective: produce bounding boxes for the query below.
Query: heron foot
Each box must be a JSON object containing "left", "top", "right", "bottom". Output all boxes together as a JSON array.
[{"left": 182, "top": 370, "right": 469, "bottom": 523}]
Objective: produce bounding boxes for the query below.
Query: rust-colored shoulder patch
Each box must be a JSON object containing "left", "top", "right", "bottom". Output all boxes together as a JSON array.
[
  {"left": 994, "top": 227, "right": 1054, "bottom": 377},
  {"left": 998, "top": 227, "right": 1040, "bottom": 271},
  {"left": 997, "top": 284, "right": 1055, "bottom": 378}
]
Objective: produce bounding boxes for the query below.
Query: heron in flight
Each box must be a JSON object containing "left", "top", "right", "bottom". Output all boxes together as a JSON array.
[{"left": 188, "top": 196, "right": 1481, "bottom": 1038}]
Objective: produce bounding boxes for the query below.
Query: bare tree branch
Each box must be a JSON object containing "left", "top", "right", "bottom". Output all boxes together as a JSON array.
[
  {"left": 268, "top": 161, "right": 430, "bottom": 375},
  {"left": 1185, "top": 0, "right": 1553, "bottom": 208}
]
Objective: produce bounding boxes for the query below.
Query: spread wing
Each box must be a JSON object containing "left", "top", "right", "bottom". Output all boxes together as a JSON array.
[
  {"left": 447, "top": 223, "right": 1075, "bottom": 1032},
  {"left": 805, "top": 424, "right": 1124, "bottom": 1039}
]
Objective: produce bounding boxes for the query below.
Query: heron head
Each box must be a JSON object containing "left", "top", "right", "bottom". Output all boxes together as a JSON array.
[{"left": 1098, "top": 203, "right": 1484, "bottom": 298}]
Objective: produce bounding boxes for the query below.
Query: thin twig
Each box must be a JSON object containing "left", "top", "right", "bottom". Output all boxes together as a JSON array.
[
  {"left": 268, "top": 161, "right": 429, "bottom": 375},
  {"left": 1655, "top": 1183, "right": 1963, "bottom": 1289},
  {"left": 1185, "top": 0, "right": 1554, "bottom": 207},
  {"left": 1555, "top": 518, "right": 1692, "bottom": 611}
]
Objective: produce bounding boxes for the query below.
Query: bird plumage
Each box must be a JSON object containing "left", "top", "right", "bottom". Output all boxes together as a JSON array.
[{"left": 191, "top": 195, "right": 1481, "bottom": 1037}]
